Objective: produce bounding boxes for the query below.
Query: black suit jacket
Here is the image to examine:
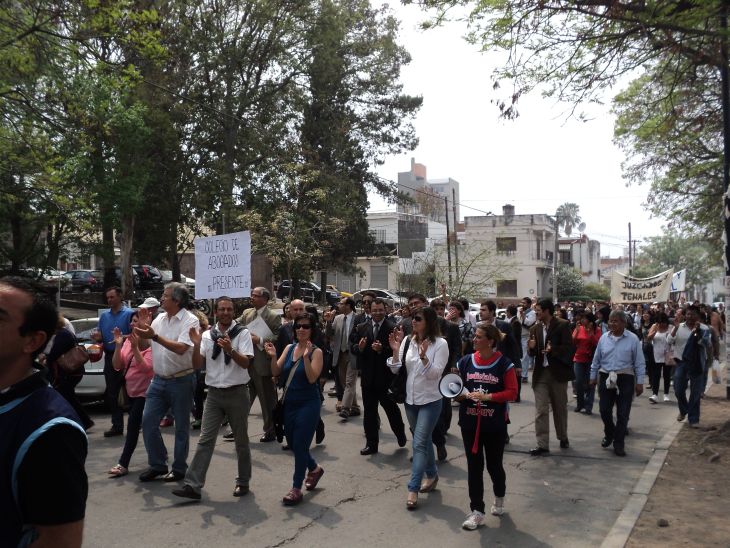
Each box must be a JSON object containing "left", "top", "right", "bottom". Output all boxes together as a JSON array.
[
  {"left": 350, "top": 317, "right": 395, "bottom": 388},
  {"left": 528, "top": 316, "right": 575, "bottom": 383},
  {"left": 494, "top": 318, "right": 521, "bottom": 368}
]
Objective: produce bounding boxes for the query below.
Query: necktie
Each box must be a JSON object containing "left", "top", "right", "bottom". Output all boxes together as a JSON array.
[
  {"left": 341, "top": 315, "right": 349, "bottom": 351},
  {"left": 373, "top": 320, "right": 379, "bottom": 340}
]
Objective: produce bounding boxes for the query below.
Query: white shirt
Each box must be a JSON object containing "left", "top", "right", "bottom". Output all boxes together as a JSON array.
[
  {"left": 200, "top": 321, "right": 254, "bottom": 388},
  {"left": 521, "top": 308, "right": 536, "bottom": 338},
  {"left": 387, "top": 336, "right": 448, "bottom": 405},
  {"left": 151, "top": 308, "right": 200, "bottom": 377},
  {"left": 651, "top": 330, "right": 669, "bottom": 363}
]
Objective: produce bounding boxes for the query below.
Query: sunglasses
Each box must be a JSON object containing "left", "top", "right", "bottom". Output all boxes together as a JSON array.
[
  {"left": 412, "top": 316, "right": 424, "bottom": 322},
  {"left": 294, "top": 324, "right": 312, "bottom": 330}
]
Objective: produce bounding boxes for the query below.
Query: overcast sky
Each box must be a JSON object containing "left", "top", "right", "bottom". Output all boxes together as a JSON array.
[{"left": 368, "top": 3, "right": 664, "bottom": 258}]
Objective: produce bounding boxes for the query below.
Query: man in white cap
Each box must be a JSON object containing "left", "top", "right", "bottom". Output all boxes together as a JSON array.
[{"left": 139, "top": 297, "right": 161, "bottom": 318}]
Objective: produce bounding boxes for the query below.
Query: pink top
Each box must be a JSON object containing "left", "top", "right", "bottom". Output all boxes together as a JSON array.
[
  {"left": 116, "top": 339, "right": 154, "bottom": 398},
  {"left": 572, "top": 326, "right": 602, "bottom": 363}
]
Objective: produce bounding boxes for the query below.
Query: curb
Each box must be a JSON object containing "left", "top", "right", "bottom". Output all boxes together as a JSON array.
[{"left": 600, "top": 419, "right": 683, "bottom": 548}]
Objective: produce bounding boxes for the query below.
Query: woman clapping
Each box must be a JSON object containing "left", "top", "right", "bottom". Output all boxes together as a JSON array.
[
  {"left": 456, "top": 323, "right": 517, "bottom": 530},
  {"left": 264, "top": 313, "right": 324, "bottom": 505},
  {"left": 387, "top": 306, "right": 449, "bottom": 510}
]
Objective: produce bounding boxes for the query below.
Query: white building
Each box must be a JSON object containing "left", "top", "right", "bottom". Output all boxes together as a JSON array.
[
  {"left": 462, "top": 205, "right": 556, "bottom": 302},
  {"left": 559, "top": 235, "right": 601, "bottom": 283},
  {"left": 397, "top": 158, "right": 460, "bottom": 225}
]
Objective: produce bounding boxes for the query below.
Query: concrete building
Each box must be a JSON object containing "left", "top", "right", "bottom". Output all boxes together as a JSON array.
[
  {"left": 397, "top": 158, "right": 460, "bottom": 225},
  {"left": 558, "top": 234, "right": 601, "bottom": 283},
  {"left": 600, "top": 256, "right": 631, "bottom": 287},
  {"left": 462, "top": 205, "right": 556, "bottom": 302}
]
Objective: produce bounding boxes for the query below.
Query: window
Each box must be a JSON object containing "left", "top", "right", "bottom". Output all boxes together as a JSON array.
[
  {"left": 496, "top": 237, "right": 517, "bottom": 255},
  {"left": 559, "top": 250, "right": 572, "bottom": 265},
  {"left": 370, "top": 229, "right": 387, "bottom": 244},
  {"left": 497, "top": 280, "right": 517, "bottom": 297}
]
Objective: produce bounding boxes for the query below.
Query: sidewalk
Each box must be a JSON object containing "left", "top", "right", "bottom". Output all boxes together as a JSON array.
[{"left": 625, "top": 383, "right": 729, "bottom": 547}]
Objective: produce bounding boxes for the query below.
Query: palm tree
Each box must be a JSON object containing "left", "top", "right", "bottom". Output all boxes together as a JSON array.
[{"left": 555, "top": 202, "right": 582, "bottom": 236}]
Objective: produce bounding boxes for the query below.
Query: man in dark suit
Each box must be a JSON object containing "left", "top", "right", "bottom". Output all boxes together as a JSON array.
[
  {"left": 506, "top": 304, "right": 524, "bottom": 402},
  {"left": 527, "top": 298, "right": 575, "bottom": 455},
  {"left": 351, "top": 298, "right": 406, "bottom": 455},
  {"left": 236, "top": 287, "right": 281, "bottom": 442}
]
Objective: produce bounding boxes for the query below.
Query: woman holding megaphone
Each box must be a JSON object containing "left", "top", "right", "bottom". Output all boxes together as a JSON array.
[{"left": 454, "top": 323, "right": 518, "bottom": 531}]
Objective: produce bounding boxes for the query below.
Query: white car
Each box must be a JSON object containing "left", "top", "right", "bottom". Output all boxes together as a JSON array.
[{"left": 71, "top": 318, "right": 106, "bottom": 399}]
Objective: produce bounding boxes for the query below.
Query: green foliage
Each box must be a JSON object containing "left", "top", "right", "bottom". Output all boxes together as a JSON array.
[
  {"left": 583, "top": 282, "right": 610, "bottom": 302},
  {"left": 556, "top": 202, "right": 581, "bottom": 237},
  {"left": 556, "top": 264, "right": 583, "bottom": 301}
]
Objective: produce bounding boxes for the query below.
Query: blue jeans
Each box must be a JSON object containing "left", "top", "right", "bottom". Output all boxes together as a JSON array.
[
  {"left": 142, "top": 374, "right": 195, "bottom": 474},
  {"left": 284, "top": 397, "right": 320, "bottom": 489},
  {"left": 673, "top": 360, "right": 703, "bottom": 424},
  {"left": 573, "top": 362, "right": 595, "bottom": 413},
  {"left": 598, "top": 372, "right": 634, "bottom": 450},
  {"left": 404, "top": 399, "right": 442, "bottom": 493}
]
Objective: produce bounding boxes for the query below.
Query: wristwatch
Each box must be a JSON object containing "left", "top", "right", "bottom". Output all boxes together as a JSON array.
[{"left": 152, "top": 334, "right": 159, "bottom": 342}]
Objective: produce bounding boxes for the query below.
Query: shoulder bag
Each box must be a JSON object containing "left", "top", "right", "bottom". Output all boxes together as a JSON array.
[
  {"left": 56, "top": 345, "right": 89, "bottom": 374},
  {"left": 117, "top": 350, "right": 134, "bottom": 412},
  {"left": 387, "top": 336, "right": 411, "bottom": 404},
  {"left": 273, "top": 345, "right": 301, "bottom": 443}
]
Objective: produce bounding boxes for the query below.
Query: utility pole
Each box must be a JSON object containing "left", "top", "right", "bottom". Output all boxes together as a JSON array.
[
  {"left": 628, "top": 222, "right": 632, "bottom": 276},
  {"left": 452, "top": 189, "right": 460, "bottom": 285},
  {"left": 444, "top": 196, "right": 453, "bottom": 290},
  {"left": 553, "top": 216, "right": 559, "bottom": 303}
]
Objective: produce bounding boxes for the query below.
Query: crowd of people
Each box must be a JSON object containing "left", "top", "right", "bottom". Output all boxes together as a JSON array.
[{"left": 2, "top": 275, "right": 725, "bottom": 546}]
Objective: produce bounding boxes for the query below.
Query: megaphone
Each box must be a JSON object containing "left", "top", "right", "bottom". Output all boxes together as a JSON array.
[{"left": 439, "top": 373, "right": 465, "bottom": 398}]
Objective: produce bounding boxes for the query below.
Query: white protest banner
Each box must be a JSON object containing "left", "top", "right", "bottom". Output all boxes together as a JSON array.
[
  {"left": 670, "top": 269, "right": 686, "bottom": 292},
  {"left": 194, "top": 231, "right": 251, "bottom": 299},
  {"left": 610, "top": 269, "right": 674, "bottom": 304}
]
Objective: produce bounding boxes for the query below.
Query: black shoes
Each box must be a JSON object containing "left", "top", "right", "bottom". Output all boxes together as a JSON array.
[
  {"left": 614, "top": 447, "right": 626, "bottom": 457},
  {"left": 260, "top": 432, "right": 276, "bottom": 442},
  {"left": 360, "top": 445, "right": 378, "bottom": 455},
  {"left": 233, "top": 485, "right": 249, "bottom": 497},
  {"left": 315, "top": 420, "right": 325, "bottom": 444},
  {"left": 223, "top": 431, "right": 235, "bottom": 441},
  {"left": 529, "top": 447, "right": 550, "bottom": 456},
  {"left": 139, "top": 468, "right": 168, "bottom": 482},
  {"left": 172, "top": 484, "right": 201, "bottom": 500},
  {"left": 601, "top": 437, "right": 613, "bottom": 448},
  {"left": 436, "top": 444, "right": 448, "bottom": 462},
  {"left": 396, "top": 431, "right": 407, "bottom": 448},
  {"left": 104, "top": 428, "right": 123, "bottom": 438},
  {"left": 163, "top": 470, "right": 185, "bottom": 482},
  {"left": 560, "top": 440, "right": 569, "bottom": 449}
]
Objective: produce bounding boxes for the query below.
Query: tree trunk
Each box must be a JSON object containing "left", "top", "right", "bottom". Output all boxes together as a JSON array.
[{"left": 119, "top": 215, "right": 136, "bottom": 300}]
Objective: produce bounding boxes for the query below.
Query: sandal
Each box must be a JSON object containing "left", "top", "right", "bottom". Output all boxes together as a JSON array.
[
  {"left": 406, "top": 491, "right": 418, "bottom": 510},
  {"left": 419, "top": 475, "right": 439, "bottom": 493},
  {"left": 283, "top": 487, "right": 303, "bottom": 506},
  {"left": 304, "top": 466, "right": 324, "bottom": 491},
  {"left": 108, "top": 464, "right": 128, "bottom": 478},
  {"left": 335, "top": 403, "right": 343, "bottom": 413}
]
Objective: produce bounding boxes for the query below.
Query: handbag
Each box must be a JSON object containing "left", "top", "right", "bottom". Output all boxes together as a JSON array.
[
  {"left": 273, "top": 345, "right": 301, "bottom": 443},
  {"left": 117, "top": 352, "right": 133, "bottom": 412},
  {"left": 387, "top": 336, "right": 411, "bottom": 404},
  {"left": 56, "top": 345, "right": 89, "bottom": 374}
]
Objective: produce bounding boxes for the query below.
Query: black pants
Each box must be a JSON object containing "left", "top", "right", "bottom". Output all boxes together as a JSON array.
[
  {"left": 103, "top": 353, "right": 124, "bottom": 431},
  {"left": 193, "top": 370, "right": 206, "bottom": 420},
  {"left": 362, "top": 383, "right": 405, "bottom": 446},
  {"left": 431, "top": 396, "right": 453, "bottom": 447},
  {"left": 55, "top": 374, "right": 93, "bottom": 429},
  {"left": 598, "top": 372, "right": 634, "bottom": 450},
  {"left": 648, "top": 362, "right": 672, "bottom": 395},
  {"left": 118, "top": 396, "right": 145, "bottom": 468},
  {"left": 461, "top": 428, "right": 507, "bottom": 514}
]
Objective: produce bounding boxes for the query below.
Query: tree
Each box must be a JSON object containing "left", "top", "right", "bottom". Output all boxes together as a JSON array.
[
  {"left": 634, "top": 229, "right": 715, "bottom": 299},
  {"left": 556, "top": 264, "right": 584, "bottom": 301},
  {"left": 583, "top": 282, "right": 610, "bottom": 302},
  {"left": 556, "top": 202, "right": 582, "bottom": 237}
]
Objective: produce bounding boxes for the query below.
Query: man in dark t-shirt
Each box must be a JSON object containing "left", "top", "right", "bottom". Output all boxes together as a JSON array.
[{"left": 0, "top": 276, "right": 88, "bottom": 547}]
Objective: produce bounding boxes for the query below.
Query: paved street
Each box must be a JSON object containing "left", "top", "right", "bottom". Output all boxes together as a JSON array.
[{"left": 82, "top": 381, "right": 679, "bottom": 547}]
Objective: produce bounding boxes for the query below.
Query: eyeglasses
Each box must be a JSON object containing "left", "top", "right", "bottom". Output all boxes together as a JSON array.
[
  {"left": 251, "top": 293, "right": 264, "bottom": 297},
  {"left": 294, "top": 324, "right": 312, "bottom": 330},
  {"left": 412, "top": 316, "right": 424, "bottom": 322}
]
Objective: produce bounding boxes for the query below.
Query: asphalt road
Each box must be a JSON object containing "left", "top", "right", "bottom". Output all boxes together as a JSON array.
[{"left": 81, "top": 380, "right": 679, "bottom": 547}]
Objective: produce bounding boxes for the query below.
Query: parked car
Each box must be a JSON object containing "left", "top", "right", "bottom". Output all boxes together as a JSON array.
[
  {"left": 71, "top": 317, "right": 106, "bottom": 399},
  {"left": 132, "top": 264, "right": 164, "bottom": 290},
  {"left": 63, "top": 270, "right": 104, "bottom": 293},
  {"left": 352, "top": 288, "right": 407, "bottom": 309},
  {"left": 160, "top": 269, "right": 195, "bottom": 289},
  {"left": 276, "top": 280, "right": 340, "bottom": 305},
  {"left": 327, "top": 284, "right": 352, "bottom": 298}
]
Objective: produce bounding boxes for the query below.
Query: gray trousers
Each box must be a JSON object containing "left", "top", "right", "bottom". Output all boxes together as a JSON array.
[
  {"left": 249, "top": 372, "right": 277, "bottom": 434},
  {"left": 338, "top": 351, "right": 359, "bottom": 409},
  {"left": 185, "top": 385, "right": 251, "bottom": 491},
  {"left": 533, "top": 367, "right": 569, "bottom": 449}
]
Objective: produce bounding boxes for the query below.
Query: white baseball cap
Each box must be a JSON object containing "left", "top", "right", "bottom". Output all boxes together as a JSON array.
[{"left": 139, "top": 297, "right": 161, "bottom": 309}]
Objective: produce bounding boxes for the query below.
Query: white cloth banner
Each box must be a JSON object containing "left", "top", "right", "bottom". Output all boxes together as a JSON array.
[
  {"left": 670, "top": 269, "right": 686, "bottom": 292},
  {"left": 194, "top": 231, "right": 251, "bottom": 299},
  {"left": 610, "top": 269, "right": 674, "bottom": 304}
]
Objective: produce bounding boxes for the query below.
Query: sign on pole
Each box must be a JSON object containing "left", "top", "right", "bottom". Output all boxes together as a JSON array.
[
  {"left": 610, "top": 269, "right": 674, "bottom": 304},
  {"left": 194, "top": 231, "right": 251, "bottom": 299}
]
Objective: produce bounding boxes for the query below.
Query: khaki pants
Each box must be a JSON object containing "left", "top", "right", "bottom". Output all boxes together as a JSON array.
[
  {"left": 533, "top": 367, "right": 568, "bottom": 449},
  {"left": 338, "top": 351, "right": 359, "bottom": 409}
]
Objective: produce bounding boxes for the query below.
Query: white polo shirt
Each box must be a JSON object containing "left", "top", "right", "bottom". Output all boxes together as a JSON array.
[
  {"left": 200, "top": 321, "right": 255, "bottom": 388},
  {"left": 151, "top": 308, "right": 200, "bottom": 377}
]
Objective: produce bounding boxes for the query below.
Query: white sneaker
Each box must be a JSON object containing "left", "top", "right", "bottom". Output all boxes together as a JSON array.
[
  {"left": 663, "top": 394, "right": 671, "bottom": 402},
  {"left": 491, "top": 497, "right": 505, "bottom": 516},
  {"left": 648, "top": 394, "right": 657, "bottom": 403},
  {"left": 462, "top": 510, "right": 485, "bottom": 530}
]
